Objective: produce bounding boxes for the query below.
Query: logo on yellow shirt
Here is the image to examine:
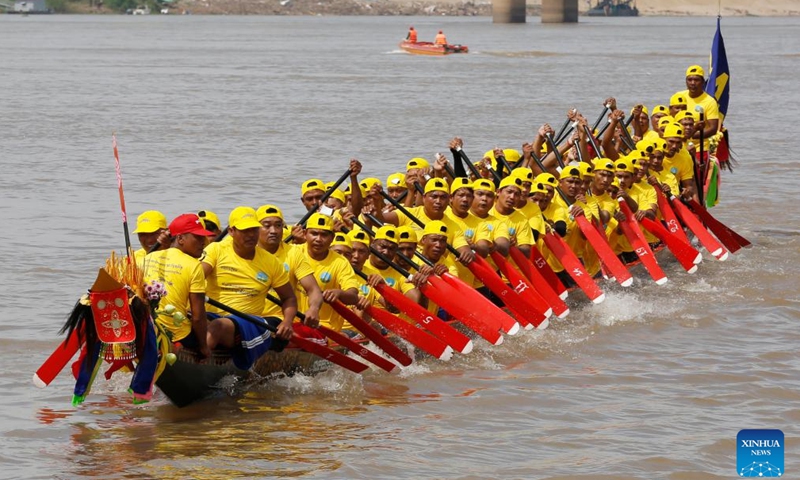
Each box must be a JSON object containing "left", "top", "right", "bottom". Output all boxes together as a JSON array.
[
  {"left": 283, "top": 262, "right": 290, "bottom": 272},
  {"left": 385, "top": 277, "right": 396, "bottom": 287},
  {"left": 256, "top": 272, "right": 269, "bottom": 283},
  {"left": 320, "top": 271, "right": 332, "bottom": 283}
]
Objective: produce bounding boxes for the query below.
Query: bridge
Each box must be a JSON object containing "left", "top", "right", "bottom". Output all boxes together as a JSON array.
[{"left": 493, "top": 0, "right": 578, "bottom": 23}]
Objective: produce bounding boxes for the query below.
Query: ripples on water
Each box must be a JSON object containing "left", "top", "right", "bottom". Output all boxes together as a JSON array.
[{"left": 1, "top": 14, "right": 799, "bottom": 480}]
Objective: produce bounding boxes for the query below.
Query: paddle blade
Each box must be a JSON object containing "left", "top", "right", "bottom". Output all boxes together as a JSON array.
[
  {"left": 542, "top": 233, "right": 605, "bottom": 303},
  {"left": 529, "top": 244, "right": 569, "bottom": 300},
  {"left": 654, "top": 186, "right": 692, "bottom": 245},
  {"left": 617, "top": 199, "right": 668, "bottom": 285},
  {"left": 670, "top": 197, "right": 728, "bottom": 260},
  {"left": 317, "top": 325, "right": 398, "bottom": 373},
  {"left": 440, "top": 273, "right": 521, "bottom": 335},
  {"left": 374, "top": 283, "right": 473, "bottom": 354},
  {"left": 420, "top": 278, "right": 503, "bottom": 346},
  {"left": 330, "top": 301, "right": 413, "bottom": 366},
  {"left": 686, "top": 198, "right": 751, "bottom": 252},
  {"left": 366, "top": 306, "right": 453, "bottom": 361},
  {"left": 640, "top": 217, "right": 702, "bottom": 274},
  {"left": 291, "top": 334, "right": 370, "bottom": 374},
  {"left": 471, "top": 254, "right": 551, "bottom": 328},
  {"left": 574, "top": 216, "right": 633, "bottom": 288}
]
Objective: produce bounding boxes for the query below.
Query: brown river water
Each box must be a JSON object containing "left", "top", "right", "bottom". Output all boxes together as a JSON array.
[{"left": 0, "top": 14, "right": 798, "bottom": 479}]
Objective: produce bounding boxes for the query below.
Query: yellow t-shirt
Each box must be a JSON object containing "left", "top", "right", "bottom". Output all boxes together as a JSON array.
[
  {"left": 360, "top": 259, "right": 415, "bottom": 311},
  {"left": 665, "top": 147, "right": 694, "bottom": 183},
  {"left": 297, "top": 246, "right": 361, "bottom": 331},
  {"left": 144, "top": 248, "right": 206, "bottom": 341},
  {"left": 201, "top": 241, "right": 289, "bottom": 316},
  {"left": 489, "top": 206, "right": 534, "bottom": 247},
  {"left": 651, "top": 168, "right": 680, "bottom": 201},
  {"left": 395, "top": 206, "right": 469, "bottom": 250},
  {"left": 262, "top": 243, "right": 315, "bottom": 317}
]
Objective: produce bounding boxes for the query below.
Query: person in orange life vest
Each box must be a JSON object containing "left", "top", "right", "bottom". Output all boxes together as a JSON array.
[
  {"left": 406, "top": 26, "right": 417, "bottom": 43},
  {"left": 434, "top": 30, "right": 447, "bottom": 46}
]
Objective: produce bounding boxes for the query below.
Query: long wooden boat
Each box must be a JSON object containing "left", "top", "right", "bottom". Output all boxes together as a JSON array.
[
  {"left": 155, "top": 341, "right": 355, "bottom": 407},
  {"left": 399, "top": 41, "right": 468, "bottom": 56}
]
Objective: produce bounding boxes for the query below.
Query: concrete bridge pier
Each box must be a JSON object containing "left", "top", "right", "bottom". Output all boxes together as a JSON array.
[
  {"left": 492, "top": 0, "right": 526, "bottom": 23},
  {"left": 541, "top": 0, "right": 579, "bottom": 23}
]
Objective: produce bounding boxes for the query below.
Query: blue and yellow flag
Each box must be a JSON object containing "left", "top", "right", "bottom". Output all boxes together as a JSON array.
[{"left": 705, "top": 16, "right": 730, "bottom": 125}]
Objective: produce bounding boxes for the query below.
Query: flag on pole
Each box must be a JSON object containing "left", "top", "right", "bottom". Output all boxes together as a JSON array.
[{"left": 705, "top": 16, "right": 730, "bottom": 125}]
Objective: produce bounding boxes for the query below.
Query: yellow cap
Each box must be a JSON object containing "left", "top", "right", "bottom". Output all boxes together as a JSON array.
[
  {"left": 301, "top": 178, "right": 325, "bottom": 196},
  {"left": 593, "top": 158, "right": 616, "bottom": 173},
  {"left": 449, "top": 177, "right": 473, "bottom": 194},
  {"left": 256, "top": 204, "right": 283, "bottom": 222},
  {"left": 348, "top": 229, "right": 370, "bottom": 246},
  {"left": 406, "top": 157, "right": 430, "bottom": 171},
  {"left": 306, "top": 213, "right": 334, "bottom": 232},
  {"left": 510, "top": 167, "right": 533, "bottom": 183},
  {"left": 329, "top": 189, "right": 346, "bottom": 204},
  {"left": 636, "top": 139, "right": 655, "bottom": 153},
  {"left": 374, "top": 225, "right": 398, "bottom": 244},
  {"left": 578, "top": 162, "right": 594, "bottom": 178},
  {"left": 397, "top": 225, "right": 418, "bottom": 243},
  {"left": 331, "top": 232, "right": 352, "bottom": 248},
  {"left": 651, "top": 139, "right": 667, "bottom": 153},
  {"left": 359, "top": 177, "right": 382, "bottom": 192},
  {"left": 669, "top": 92, "right": 688, "bottom": 107},
  {"left": 386, "top": 172, "right": 406, "bottom": 188},
  {"left": 424, "top": 178, "right": 449, "bottom": 195},
  {"left": 133, "top": 210, "right": 167, "bottom": 234},
  {"left": 483, "top": 148, "right": 522, "bottom": 169},
  {"left": 663, "top": 123, "right": 685, "bottom": 139},
  {"left": 685, "top": 65, "right": 705, "bottom": 78},
  {"left": 228, "top": 206, "right": 262, "bottom": 230},
  {"left": 658, "top": 116, "right": 676, "bottom": 129},
  {"left": 530, "top": 182, "right": 548, "bottom": 195},
  {"left": 559, "top": 165, "right": 582, "bottom": 180},
  {"left": 674, "top": 110, "right": 698, "bottom": 122},
  {"left": 533, "top": 173, "right": 558, "bottom": 187},
  {"left": 615, "top": 159, "right": 636, "bottom": 174},
  {"left": 628, "top": 150, "right": 649, "bottom": 167},
  {"left": 472, "top": 179, "right": 495, "bottom": 193},
  {"left": 498, "top": 176, "right": 523, "bottom": 191},
  {"left": 651, "top": 105, "right": 669, "bottom": 115},
  {"left": 630, "top": 105, "right": 648, "bottom": 116},
  {"left": 344, "top": 183, "right": 366, "bottom": 198},
  {"left": 197, "top": 210, "right": 220, "bottom": 230},
  {"left": 421, "top": 220, "right": 451, "bottom": 241}
]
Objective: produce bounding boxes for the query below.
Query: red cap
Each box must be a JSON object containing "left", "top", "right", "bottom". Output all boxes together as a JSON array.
[
  {"left": 169, "top": 213, "right": 215, "bottom": 236},
  {"left": 438, "top": 30, "right": 443, "bottom": 34}
]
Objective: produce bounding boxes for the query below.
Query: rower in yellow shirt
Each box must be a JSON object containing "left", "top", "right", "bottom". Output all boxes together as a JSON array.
[
  {"left": 144, "top": 213, "right": 216, "bottom": 358},
  {"left": 663, "top": 122, "right": 697, "bottom": 201},
  {"left": 201, "top": 206, "right": 297, "bottom": 369},
  {"left": 298, "top": 213, "right": 362, "bottom": 333},
  {"left": 676, "top": 65, "right": 721, "bottom": 152},
  {"left": 133, "top": 210, "right": 168, "bottom": 268},
  {"left": 256, "top": 204, "right": 322, "bottom": 332}
]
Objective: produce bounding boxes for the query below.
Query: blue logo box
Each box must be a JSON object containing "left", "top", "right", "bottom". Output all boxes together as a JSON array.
[{"left": 737, "top": 429, "right": 784, "bottom": 477}]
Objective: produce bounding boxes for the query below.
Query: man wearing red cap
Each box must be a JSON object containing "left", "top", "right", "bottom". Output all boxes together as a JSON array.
[{"left": 144, "top": 213, "right": 216, "bottom": 359}]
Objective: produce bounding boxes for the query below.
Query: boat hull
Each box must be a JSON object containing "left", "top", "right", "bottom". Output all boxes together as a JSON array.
[
  {"left": 399, "top": 41, "right": 468, "bottom": 56},
  {"left": 155, "top": 342, "right": 347, "bottom": 407}
]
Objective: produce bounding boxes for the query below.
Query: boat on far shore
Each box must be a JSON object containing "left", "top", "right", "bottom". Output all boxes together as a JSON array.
[
  {"left": 585, "top": 0, "right": 638, "bottom": 17},
  {"left": 399, "top": 40, "right": 469, "bottom": 56}
]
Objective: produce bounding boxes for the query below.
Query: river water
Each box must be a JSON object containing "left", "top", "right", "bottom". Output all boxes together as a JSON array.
[{"left": 1, "top": 14, "right": 798, "bottom": 479}]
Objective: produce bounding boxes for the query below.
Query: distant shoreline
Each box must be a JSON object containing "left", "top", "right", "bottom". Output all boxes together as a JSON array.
[{"left": 12, "top": 0, "right": 800, "bottom": 17}]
